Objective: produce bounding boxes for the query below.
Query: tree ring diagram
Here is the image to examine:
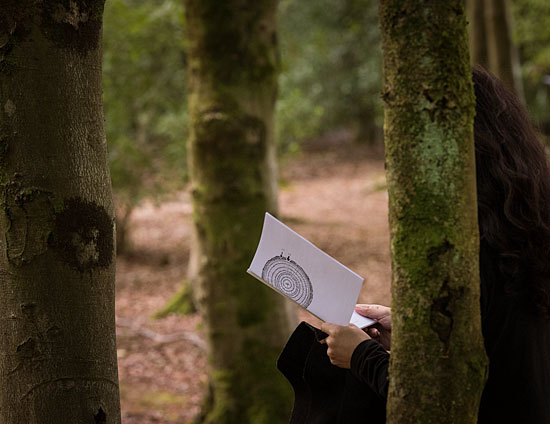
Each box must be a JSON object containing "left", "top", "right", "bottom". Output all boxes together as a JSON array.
[{"left": 262, "top": 254, "right": 313, "bottom": 308}]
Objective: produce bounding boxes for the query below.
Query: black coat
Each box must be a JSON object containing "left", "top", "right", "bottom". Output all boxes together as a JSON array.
[
  {"left": 277, "top": 243, "right": 550, "bottom": 423},
  {"left": 277, "top": 322, "right": 387, "bottom": 424}
]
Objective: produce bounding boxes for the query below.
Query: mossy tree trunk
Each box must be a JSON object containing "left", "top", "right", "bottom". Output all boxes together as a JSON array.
[
  {"left": 466, "top": 0, "right": 489, "bottom": 68},
  {"left": 183, "top": 1, "right": 295, "bottom": 423},
  {"left": 0, "top": 2, "right": 121, "bottom": 423},
  {"left": 485, "top": 0, "right": 525, "bottom": 101},
  {"left": 379, "top": 2, "right": 488, "bottom": 423},
  {"left": 156, "top": 226, "right": 199, "bottom": 318}
]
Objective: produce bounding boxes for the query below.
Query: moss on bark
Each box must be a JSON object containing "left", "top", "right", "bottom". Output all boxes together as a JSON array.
[
  {"left": 184, "top": 1, "right": 294, "bottom": 423},
  {"left": 153, "top": 281, "right": 196, "bottom": 318},
  {"left": 379, "top": 1, "right": 488, "bottom": 423}
]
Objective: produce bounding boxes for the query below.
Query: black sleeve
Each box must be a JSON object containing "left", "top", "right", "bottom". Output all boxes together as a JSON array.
[{"left": 350, "top": 339, "right": 390, "bottom": 401}]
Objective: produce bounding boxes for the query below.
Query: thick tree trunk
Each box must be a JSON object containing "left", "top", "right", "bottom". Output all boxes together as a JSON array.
[
  {"left": 485, "top": 0, "right": 525, "bottom": 101},
  {"left": 379, "top": 1, "right": 488, "bottom": 423},
  {"left": 0, "top": 2, "right": 121, "bottom": 423},
  {"left": 466, "top": 0, "right": 489, "bottom": 68},
  {"left": 183, "top": 1, "right": 295, "bottom": 423}
]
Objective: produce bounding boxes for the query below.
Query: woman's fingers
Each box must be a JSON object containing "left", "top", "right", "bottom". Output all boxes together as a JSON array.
[
  {"left": 366, "top": 327, "right": 380, "bottom": 339},
  {"left": 319, "top": 322, "right": 338, "bottom": 345},
  {"left": 319, "top": 324, "right": 369, "bottom": 368},
  {"left": 355, "top": 304, "right": 390, "bottom": 319},
  {"left": 320, "top": 322, "right": 339, "bottom": 336}
]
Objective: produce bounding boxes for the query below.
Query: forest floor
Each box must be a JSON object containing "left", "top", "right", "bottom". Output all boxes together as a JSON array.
[{"left": 115, "top": 140, "right": 392, "bottom": 423}]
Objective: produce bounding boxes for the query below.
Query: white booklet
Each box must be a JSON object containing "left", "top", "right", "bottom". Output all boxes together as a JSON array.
[{"left": 247, "top": 213, "right": 375, "bottom": 328}]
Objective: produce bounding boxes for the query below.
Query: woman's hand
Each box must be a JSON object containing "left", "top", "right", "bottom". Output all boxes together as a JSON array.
[
  {"left": 319, "top": 323, "right": 369, "bottom": 369},
  {"left": 355, "top": 304, "right": 392, "bottom": 350}
]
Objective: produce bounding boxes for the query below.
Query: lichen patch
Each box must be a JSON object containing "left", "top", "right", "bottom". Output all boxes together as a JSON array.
[{"left": 72, "top": 228, "right": 100, "bottom": 265}]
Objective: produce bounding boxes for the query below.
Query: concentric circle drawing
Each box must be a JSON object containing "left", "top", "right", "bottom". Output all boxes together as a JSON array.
[{"left": 262, "top": 255, "right": 313, "bottom": 308}]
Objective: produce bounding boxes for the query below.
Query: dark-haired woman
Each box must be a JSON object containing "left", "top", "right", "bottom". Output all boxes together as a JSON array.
[{"left": 319, "top": 66, "right": 550, "bottom": 423}]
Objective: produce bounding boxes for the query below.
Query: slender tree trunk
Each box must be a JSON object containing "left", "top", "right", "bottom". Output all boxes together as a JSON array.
[
  {"left": 466, "top": 0, "right": 489, "bottom": 68},
  {"left": 156, "top": 224, "right": 200, "bottom": 318},
  {"left": 0, "top": 2, "right": 121, "bottom": 423},
  {"left": 379, "top": 1, "right": 488, "bottom": 423},
  {"left": 183, "top": 1, "right": 295, "bottom": 423},
  {"left": 354, "top": 103, "right": 382, "bottom": 146},
  {"left": 115, "top": 203, "right": 133, "bottom": 256},
  {"left": 485, "top": 0, "right": 525, "bottom": 101}
]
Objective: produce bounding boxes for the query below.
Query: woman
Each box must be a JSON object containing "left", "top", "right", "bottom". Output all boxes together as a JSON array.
[{"left": 320, "top": 66, "right": 550, "bottom": 423}]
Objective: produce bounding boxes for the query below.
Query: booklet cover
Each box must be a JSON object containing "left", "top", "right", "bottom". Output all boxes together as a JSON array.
[{"left": 247, "top": 213, "right": 374, "bottom": 328}]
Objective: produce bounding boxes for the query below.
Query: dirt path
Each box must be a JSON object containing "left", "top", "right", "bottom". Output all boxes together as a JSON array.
[{"left": 116, "top": 143, "right": 391, "bottom": 423}]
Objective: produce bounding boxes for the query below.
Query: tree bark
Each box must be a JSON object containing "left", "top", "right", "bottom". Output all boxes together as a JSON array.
[
  {"left": 0, "top": 2, "right": 121, "bottom": 423},
  {"left": 485, "top": 0, "right": 525, "bottom": 101},
  {"left": 379, "top": 1, "right": 488, "bottom": 423},
  {"left": 183, "top": 1, "right": 295, "bottom": 423},
  {"left": 466, "top": 0, "right": 489, "bottom": 68}
]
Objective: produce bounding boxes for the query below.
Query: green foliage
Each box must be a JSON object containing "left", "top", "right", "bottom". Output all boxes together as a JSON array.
[
  {"left": 512, "top": 0, "right": 550, "bottom": 130},
  {"left": 103, "top": 0, "right": 188, "bottom": 208},
  {"left": 277, "top": 0, "right": 383, "bottom": 150},
  {"left": 101, "top": 0, "right": 550, "bottom": 209}
]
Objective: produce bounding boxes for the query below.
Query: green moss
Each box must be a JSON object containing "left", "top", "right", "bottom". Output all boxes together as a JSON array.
[
  {"left": 185, "top": 1, "right": 292, "bottom": 421},
  {"left": 185, "top": 0, "right": 278, "bottom": 87},
  {"left": 380, "top": 0, "right": 487, "bottom": 422},
  {"left": 235, "top": 276, "right": 278, "bottom": 327},
  {"left": 203, "top": 340, "right": 292, "bottom": 424},
  {"left": 153, "top": 282, "right": 196, "bottom": 318},
  {"left": 203, "top": 369, "right": 237, "bottom": 423},
  {"left": 119, "top": 382, "right": 187, "bottom": 421}
]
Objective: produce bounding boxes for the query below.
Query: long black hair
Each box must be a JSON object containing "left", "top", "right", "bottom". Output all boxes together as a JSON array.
[{"left": 473, "top": 66, "right": 550, "bottom": 317}]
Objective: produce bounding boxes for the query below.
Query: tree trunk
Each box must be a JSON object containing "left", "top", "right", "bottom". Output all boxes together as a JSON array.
[
  {"left": 115, "top": 202, "right": 133, "bottom": 256},
  {"left": 156, "top": 222, "right": 200, "bottom": 318},
  {"left": 466, "top": 0, "right": 489, "bottom": 68},
  {"left": 0, "top": 2, "right": 121, "bottom": 423},
  {"left": 353, "top": 96, "right": 382, "bottom": 146},
  {"left": 183, "top": 1, "right": 295, "bottom": 423},
  {"left": 379, "top": 1, "right": 488, "bottom": 423},
  {"left": 485, "top": 0, "right": 525, "bottom": 101}
]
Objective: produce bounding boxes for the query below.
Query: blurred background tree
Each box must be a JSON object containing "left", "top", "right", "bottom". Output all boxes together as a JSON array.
[
  {"left": 512, "top": 0, "right": 550, "bottom": 135},
  {"left": 103, "top": 0, "right": 188, "bottom": 253},
  {"left": 486, "top": 0, "right": 525, "bottom": 101},
  {"left": 183, "top": 1, "right": 296, "bottom": 422},
  {"left": 467, "top": 0, "right": 550, "bottom": 135}
]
